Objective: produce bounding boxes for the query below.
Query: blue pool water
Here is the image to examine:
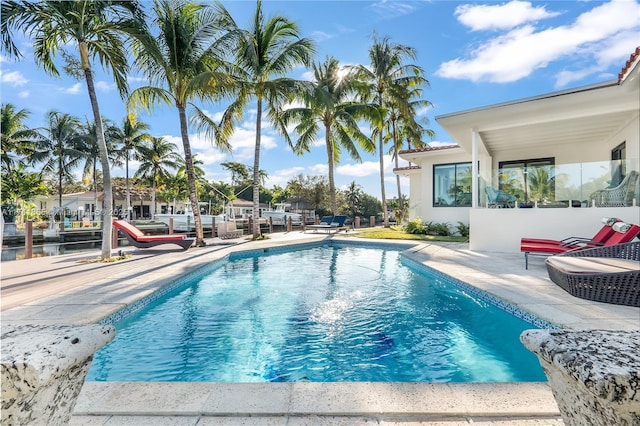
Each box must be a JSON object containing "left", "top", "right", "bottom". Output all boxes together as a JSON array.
[{"left": 87, "top": 244, "right": 548, "bottom": 382}]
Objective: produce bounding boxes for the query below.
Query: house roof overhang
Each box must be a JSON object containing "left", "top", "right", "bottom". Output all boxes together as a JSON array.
[{"left": 435, "top": 50, "right": 640, "bottom": 156}]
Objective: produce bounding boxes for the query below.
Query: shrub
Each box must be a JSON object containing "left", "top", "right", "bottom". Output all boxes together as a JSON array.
[
  {"left": 456, "top": 221, "right": 470, "bottom": 238},
  {"left": 404, "top": 218, "right": 425, "bottom": 235},
  {"left": 425, "top": 221, "right": 451, "bottom": 236}
]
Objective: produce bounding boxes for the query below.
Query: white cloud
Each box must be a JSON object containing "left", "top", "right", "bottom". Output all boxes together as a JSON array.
[
  {"left": 0, "top": 69, "right": 28, "bottom": 86},
  {"left": 18, "top": 90, "right": 30, "bottom": 98},
  {"left": 95, "top": 81, "right": 116, "bottom": 92},
  {"left": 59, "top": 82, "right": 83, "bottom": 94},
  {"left": 337, "top": 155, "right": 394, "bottom": 177},
  {"left": 310, "top": 31, "right": 334, "bottom": 42},
  {"left": 370, "top": 0, "right": 419, "bottom": 18},
  {"left": 265, "top": 166, "right": 305, "bottom": 188},
  {"left": 310, "top": 163, "right": 328, "bottom": 175},
  {"left": 455, "top": 1, "right": 560, "bottom": 31},
  {"left": 436, "top": 0, "right": 640, "bottom": 84}
]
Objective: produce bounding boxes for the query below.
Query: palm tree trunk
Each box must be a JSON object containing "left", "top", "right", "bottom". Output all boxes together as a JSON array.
[
  {"left": 378, "top": 95, "right": 388, "bottom": 227},
  {"left": 177, "top": 105, "right": 203, "bottom": 245},
  {"left": 392, "top": 120, "right": 402, "bottom": 201},
  {"left": 252, "top": 98, "right": 263, "bottom": 239},
  {"left": 125, "top": 152, "right": 131, "bottom": 221},
  {"left": 93, "top": 160, "right": 97, "bottom": 221},
  {"left": 379, "top": 131, "right": 388, "bottom": 227},
  {"left": 325, "top": 126, "right": 337, "bottom": 214},
  {"left": 82, "top": 53, "right": 112, "bottom": 259}
]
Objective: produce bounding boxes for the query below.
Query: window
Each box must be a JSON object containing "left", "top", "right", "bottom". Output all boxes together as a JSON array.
[
  {"left": 433, "top": 162, "right": 472, "bottom": 207},
  {"left": 610, "top": 142, "right": 626, "bottom": 187},
  {"left": 498, "top": 157, "right": 554, "bottom": 203}
]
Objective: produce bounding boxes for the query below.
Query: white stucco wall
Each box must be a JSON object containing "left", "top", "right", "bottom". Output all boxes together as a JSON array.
[{"left": 470, "top": 206, "right": 640, "bottom": 253}]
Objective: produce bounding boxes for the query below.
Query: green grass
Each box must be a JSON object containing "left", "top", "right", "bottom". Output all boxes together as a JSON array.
[{"left": 348, "top": 226, "right": 468, "bottom": 242}]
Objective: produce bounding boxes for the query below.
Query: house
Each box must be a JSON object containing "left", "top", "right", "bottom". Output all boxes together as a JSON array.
[
  {"left": 396, "top": 47, "right": 640, "bottom": 253},
  {"left": 33, "top": 186, "right": 156, "bottom": 222}
]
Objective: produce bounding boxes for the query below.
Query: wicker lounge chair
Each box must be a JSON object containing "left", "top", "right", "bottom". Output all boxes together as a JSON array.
[
  {"left": 545, "top": 241, "right": 639, "bottom": 307},
  {"left": 113, "top": 220, "right": 194, "bottom": 250},
  {"left": 589, "top": 170, "right": 638, "bottom": 207}
]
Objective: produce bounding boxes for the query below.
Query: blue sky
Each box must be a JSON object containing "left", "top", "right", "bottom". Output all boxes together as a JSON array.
[{"left": 1, "top": 0, "right": 639, "bottom": 199}]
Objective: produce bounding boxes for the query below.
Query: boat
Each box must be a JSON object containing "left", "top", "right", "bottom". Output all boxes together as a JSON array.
[
  {"left": 154, "top": 205, "right": 227, "bottom": 231},
  {"left": 260, "top": 203, "right": 303, "bottom": 226}
]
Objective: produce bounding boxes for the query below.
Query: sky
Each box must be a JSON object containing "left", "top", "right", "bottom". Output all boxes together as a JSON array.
[{"left": 1, "top": 0, "right": 639, "bottom": 200}]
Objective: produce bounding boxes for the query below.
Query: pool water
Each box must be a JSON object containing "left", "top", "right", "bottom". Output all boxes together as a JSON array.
[{"left": 87, "top": 245, "right": 547, "bottom": 382}]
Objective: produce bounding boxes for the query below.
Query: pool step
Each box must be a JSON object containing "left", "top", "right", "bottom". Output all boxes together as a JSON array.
[{"left": 73, "top": 382, "right": 562, "bottom": 424}]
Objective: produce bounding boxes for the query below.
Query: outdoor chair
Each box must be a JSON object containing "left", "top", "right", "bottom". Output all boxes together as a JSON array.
[
  {"left": 485, "top": 186, "right": 517, "bottom": 208},
  {"left": 521, "top": 217, "right": 621, "bottom": 247},
  {"left": 520, "top": 221, "right": 640, "bottom": 269},
  {"left": 305, "top": 215, "right": 348, "bottom": 233},
  {"left": 545, "top": 241, "right": 639, "bottom": 307},
  {"left": 113, "top": 220, "right": 194, "bottom": 250},
  {"left": 589, "top": 170, "right": 638, "bottom": 207}
]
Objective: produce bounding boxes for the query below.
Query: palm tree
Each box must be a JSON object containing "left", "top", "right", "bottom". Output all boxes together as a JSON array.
[
  {"left": 38, "top": 111, "right": 85, "bottom": 210},
  {"left": 277, "top": 56, "right": 376, "bottom": 214},
  {"left": 382, "top": 85, "right": 434, "bottom": 201},
  {"left": 1, "top": 103, "right": 41, "bottom": 174},
  {"left": 1, "top": 0, "right": 146, "bottom": 259},
  {"left": 127, "top": 0, "right": 235, "bottom": 246},
  {"left": 215, "top": 0, "right": 315, "bottom": 238},
  {"left": 111, "top": 116, "right": 152, "bottom": 221},
  {"left": 344, "top": 181, "right": 363, "bottom": 221},
  {"left": 80, "top": 119, "right": 119, "bottom": 220},
  {"left": 135, "top": 136, "right": 180, "bottom": 218},
  {"left": 353, "top": 34, "right": 428, "bottom": 227}
]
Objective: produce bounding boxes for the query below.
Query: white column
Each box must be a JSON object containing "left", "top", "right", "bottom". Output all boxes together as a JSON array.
[{"left": 471, "top": 129, "right": 479, "bottom": 208}]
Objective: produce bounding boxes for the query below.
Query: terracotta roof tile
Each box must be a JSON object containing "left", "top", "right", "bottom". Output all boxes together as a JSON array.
[
  {"left": 393, "top": 165, "right": 421, "bottom": 172},
  {"left": 398, "top": 144, "right": 459, "bottom": 155},
  {"left": 618, "top": 46, "right": 640, "bottom": 82}
]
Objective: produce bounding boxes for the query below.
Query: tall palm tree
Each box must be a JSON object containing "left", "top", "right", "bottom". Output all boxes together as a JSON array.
[
  {"left": 382, "top": 85, "right": 434, "bottom": 202},
  {"left": 111, "top": 116, "right": 152, "bottom": 221},
  {"left": 277, "top": 56, "right": 376, "bottom": 214},
  {"left": 353, "top": 34, "right": 428, "bottom": 227},
  {"left": 215, "top": 0, "right": 315, "bottom": 238},
  {"left": 135, "top": 136, "right": 180, "bottom": 217},
  {"left": 38, "top": 111, "right": 85, "bottom": 210},
  {"left": 80, "top": 119, "right": 118, "bottom": 220},
  {"left": 1, "top": 0, "right": 146, "bottom": 259},
  {"left": 127, "top": 0, "right": 235, "bottom": 246},
  {"left": 1, "top": 103, "right": 41, "bottom": 174}
]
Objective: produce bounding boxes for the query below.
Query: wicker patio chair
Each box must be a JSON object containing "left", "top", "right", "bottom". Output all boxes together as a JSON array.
[
  {"left": 545, "top": 241, "right": 640, "bottom": 307},
  {"left": 589, "top": 170, "right": 638, "bottom": 207}
]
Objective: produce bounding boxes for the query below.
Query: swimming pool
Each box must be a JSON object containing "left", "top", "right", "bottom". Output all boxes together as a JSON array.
[{"left": 87, "top": 243, "right": 549, "bottom": 382}]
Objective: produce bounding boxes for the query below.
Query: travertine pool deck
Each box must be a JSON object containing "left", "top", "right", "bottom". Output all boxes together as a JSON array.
[{"left": 2, "top": 231, "right": 638, "bottom": 425}]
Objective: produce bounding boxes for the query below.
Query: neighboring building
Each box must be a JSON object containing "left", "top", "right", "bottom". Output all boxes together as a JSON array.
[
  {"left": 396, "top": 47, "right": 640, "bottom": 253},
  {"left": 33, "top": 186, "right": 156, "bottom": 221}
]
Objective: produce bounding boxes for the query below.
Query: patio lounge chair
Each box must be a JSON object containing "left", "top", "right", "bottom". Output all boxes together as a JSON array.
[
  {"left": 305, "top": 215, "right": 348, "bottom": 233},
  {"left": 113, "top": 220, "right": 194, "bottom": 250},
  {"left": 520, "top": 221, "right": 640, "bottom": 269},
  {"left": 589, "top": 170, "right": 638, "bottom": 207},
  {"left": 217, "top": 221, "right": 243, "bottom": 239},
  {"left": 521, "top": 217, "right": 621, "bottom": 246},
  {"left": 545, "top": 241, "right": 639, "bottom": 307},
  {"left": 485, "top": 186, "right": 517, "bottom": 208}
]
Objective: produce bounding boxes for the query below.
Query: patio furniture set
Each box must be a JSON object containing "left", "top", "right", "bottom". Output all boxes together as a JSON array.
[{"left": 520, "top": 218, "right": 640, "bottom": 307}]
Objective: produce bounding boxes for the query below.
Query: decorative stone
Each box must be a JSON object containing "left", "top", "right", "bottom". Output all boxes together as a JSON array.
[
  {"left": 1, "top": 324, "right": 115, "bottom": 426},
  {"left": 521, "top": 329, "right": 640, "bottom": 426}
]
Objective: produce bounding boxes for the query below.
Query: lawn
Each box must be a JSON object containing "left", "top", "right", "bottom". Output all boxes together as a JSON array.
[{"left": 348, "top": 226, "right": 468, "bottom": 242}]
